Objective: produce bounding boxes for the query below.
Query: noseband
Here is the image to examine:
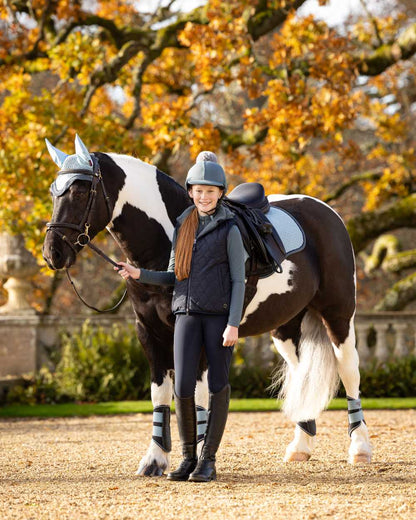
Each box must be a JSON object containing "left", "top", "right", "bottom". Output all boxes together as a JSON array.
[{"left": 47, "top": 154, "right": 127, "bottom": 313}]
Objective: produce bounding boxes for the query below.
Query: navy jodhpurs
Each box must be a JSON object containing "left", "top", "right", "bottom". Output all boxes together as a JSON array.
[{"left": 173, "top": 313, "right": 234, "bottom": 397}]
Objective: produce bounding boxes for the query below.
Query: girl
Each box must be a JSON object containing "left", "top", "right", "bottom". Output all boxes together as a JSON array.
[{"left": 116, "top": 153, "right": 245, "bottom": 482}]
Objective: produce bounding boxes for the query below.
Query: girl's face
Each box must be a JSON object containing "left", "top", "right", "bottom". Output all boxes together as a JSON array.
[{"left": 188, "top": 184, "right": 223, "bottom": 215}]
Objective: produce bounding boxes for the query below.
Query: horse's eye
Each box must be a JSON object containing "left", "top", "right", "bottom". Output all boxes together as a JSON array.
[{"left": 70, "top": 183, "right": 89, "bottom": 197}]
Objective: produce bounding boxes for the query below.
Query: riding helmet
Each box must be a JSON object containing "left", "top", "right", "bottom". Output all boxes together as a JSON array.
[{"left": 185, "top": 161, "right": 227, "bottom": 191}]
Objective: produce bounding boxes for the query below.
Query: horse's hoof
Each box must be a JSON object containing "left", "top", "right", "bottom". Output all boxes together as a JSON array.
[
  {"left": 349, "top": 453, "right": 371, "bottom": 465},
  {"left": 284, "top": 451, "right": 311, "bottom": 462},
  {"left": 136, "top": 461, "right": 165, "bottom": 477}
]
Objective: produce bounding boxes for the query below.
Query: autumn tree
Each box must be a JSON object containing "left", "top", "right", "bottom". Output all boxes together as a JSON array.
[{"left": 1, "top": 0, "right": 416, "bottom": 312}]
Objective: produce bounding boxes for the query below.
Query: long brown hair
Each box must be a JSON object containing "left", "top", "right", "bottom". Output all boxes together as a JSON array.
[{"left": 175, "top": 207, "right": 199, "bottom": 281}]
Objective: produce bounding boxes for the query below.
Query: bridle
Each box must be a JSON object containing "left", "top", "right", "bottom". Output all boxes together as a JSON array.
[
  {"left": 46, "top": 154, "right": 127, "bottom": 313},
  {"left": 47, "top": 154, "right": 112, "bottom": 253}
]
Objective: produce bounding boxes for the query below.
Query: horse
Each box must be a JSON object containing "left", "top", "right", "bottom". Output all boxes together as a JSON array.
[{"left": 42, "top": 135, "right": 372, "bottom": 476}]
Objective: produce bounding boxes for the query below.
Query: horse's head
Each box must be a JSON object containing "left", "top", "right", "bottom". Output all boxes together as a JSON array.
[{"left": 42, "top": 135, "right": 113, "bottom": 270}]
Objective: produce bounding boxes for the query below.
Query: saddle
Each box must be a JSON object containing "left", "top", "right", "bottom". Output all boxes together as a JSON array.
[{"left": 223, "top": 183, "right": 286, "bottom": 278}]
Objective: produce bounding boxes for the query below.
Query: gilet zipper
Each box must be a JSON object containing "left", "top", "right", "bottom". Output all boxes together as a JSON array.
[{"left": 186, "top": 237, "right": 197, "bottom": 314}]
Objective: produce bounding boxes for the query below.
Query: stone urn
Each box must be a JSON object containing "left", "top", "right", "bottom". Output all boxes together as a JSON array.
[{"left": 0, "top": 233, "right": 39, "bottom": 315}]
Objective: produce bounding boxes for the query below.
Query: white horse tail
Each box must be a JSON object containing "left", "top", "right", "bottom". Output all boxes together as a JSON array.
[{"left": 276, "top": 310, "right": 339, "bottom": 422}]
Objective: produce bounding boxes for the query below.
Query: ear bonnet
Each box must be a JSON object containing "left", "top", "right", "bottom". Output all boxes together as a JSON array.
[{"left": 46, "top": 135, "right": 95, "bottom": 197}]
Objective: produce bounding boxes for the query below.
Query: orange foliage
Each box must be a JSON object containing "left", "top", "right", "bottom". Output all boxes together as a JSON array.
[{"left": 0, "top": 0, "right": 414, "bottom": 252}]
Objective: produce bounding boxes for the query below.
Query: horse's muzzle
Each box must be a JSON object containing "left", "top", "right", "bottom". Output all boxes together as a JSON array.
[{"left": 42, "top": 240, "right": 75, "bottom": 270}]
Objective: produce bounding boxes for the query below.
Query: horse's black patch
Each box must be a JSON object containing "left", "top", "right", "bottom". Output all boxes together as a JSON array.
[
  {"left": 156, "top": 168, "right": 190, "bottom": 226},
  {"left": 94, "top": 152, "right": 127, "bottom": 203},
  {"left": 272, "top": 309, "right": 307, "bottom": 350},
  {"left": 112, "top": 203, "right": 172, "bottom": 270}
]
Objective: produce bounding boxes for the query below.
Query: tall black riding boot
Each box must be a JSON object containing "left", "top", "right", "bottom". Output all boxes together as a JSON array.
[
  {"left": 189, "top": 384, "right": 230, "bottom": 482},
  {"left": 167, "top": 393, "right": 197, "bottom": 481}
]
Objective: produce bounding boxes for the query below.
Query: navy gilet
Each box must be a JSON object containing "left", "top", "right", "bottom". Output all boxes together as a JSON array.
[{"left": 171, "top": 211, "right": 234, "bottom": 316}]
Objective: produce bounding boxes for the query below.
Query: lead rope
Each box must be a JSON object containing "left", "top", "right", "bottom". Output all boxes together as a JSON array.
[
  {"left": 66, "top": 235, "right": 128, "bottom": 314},
  {"left": 65, "top": 263, "right": 127, "bottom": 313}
]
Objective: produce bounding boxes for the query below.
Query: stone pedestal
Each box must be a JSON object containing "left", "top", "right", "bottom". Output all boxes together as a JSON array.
[
  {"left": 0, "top": 233, "right": 40, "bottom": 384},
  {"left": 373, "top": 322, "right": 390, "bottom": 363},
  {"left": 0, "top": 233, "right": 39, "bottom": 315},
  {"left": 355, "top": 322, "right": 371, "bottom": 368}
]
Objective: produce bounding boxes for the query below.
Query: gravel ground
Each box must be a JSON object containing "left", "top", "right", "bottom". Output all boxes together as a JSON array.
[{"left": 1, "top": 409, "right": 415, "bottom": 520}]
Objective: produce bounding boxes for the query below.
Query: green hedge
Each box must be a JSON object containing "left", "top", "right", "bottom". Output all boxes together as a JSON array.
[
  {"left": 7, "top": 321, "right": 151, "bottom": 404},
  {"left": 6, "top": 322, "right": 416, "bottom": 404},
  {"left": 356, "top": 356, "right": 416, "bottom": 398}
]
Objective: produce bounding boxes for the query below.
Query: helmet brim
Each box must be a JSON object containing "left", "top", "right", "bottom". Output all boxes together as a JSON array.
[{"left": 187, "top": 180, "right": 225, "bottom": 188}]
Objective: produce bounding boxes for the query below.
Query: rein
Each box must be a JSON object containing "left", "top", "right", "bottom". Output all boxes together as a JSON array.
[{"left": 46, "top": 155, "right": 127, "bottom": 313}]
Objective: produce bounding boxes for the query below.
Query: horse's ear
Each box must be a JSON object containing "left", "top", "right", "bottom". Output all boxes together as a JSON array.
[
  {"left": 45, "top": 138, "right": 68, "bottom": 168},
  {"left": 74, "top": 134, "right": 92, "bottom": 166}
]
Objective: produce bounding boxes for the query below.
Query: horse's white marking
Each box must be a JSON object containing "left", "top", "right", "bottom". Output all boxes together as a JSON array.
[
  {"left": 268, "top": 193, "right": 346, "bottom": 225},
  {"left": 284, "top": 424, "right": 315, "bottom": 462},
  {"left": 272, "top": 337, "right": 299, "bottom": 369},
  {"left": 151, "top": 374, "right": 173, "bottom": 407},
  {"left": 348, "top": 422, "right": 372, "bottom": 464},
  {"left": 330, "top": 315, "right": 372, "bottom": 464},
  {"left": 109, "top": 154, "right": 175, "bottom": 241},
  {"left": 136, "top": 443, "right": 171, "bottom": 475},
  {"left": 195, "top": 370, "right": 209, "bottom": 454},
  {"left": 240, "top": 261, "right": 296, "bottom": 325},
  {"left": 195, "top": 370, "right": 209, "bottom": 410},
  {"left": 136, "top": 374, "right": 173, "bottom": 475},
  {"left": 331, "top": 316, "right": 360, "bottom": 399}
]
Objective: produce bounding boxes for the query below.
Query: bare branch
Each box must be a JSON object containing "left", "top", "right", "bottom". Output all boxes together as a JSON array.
[
  {"left": 247, "top": 0, "right": 309, "bottom": 41},
  {"left": 359, "top": 0, "right": 384, "bottom": 47},
  {"left": 124, "top": 56, "right": 154, "bottom": 130},
  {"left": 80, "top": 41, "right": 144, "bottom": 117},
  {"left": 218, "top": 126, "right": 269, "bottom": 150},
  {"left": 26, "top": 0, "right": 52, "bottom": 59},
  {"left": 324, "top": 169, "right": 383, "bottom": 203},
  {"left": 358, "top": 22, "right": 416, "bottom": 76}
]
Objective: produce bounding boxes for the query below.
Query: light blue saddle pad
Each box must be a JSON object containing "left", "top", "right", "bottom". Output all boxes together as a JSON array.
[{"left": 264, "top": 206, "right": 306, "bottom": 256}]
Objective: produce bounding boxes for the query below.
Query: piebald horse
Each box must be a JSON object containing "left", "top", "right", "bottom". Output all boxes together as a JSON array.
[{"left": 42, "top": 135, "right": 372, "bottom": 476}]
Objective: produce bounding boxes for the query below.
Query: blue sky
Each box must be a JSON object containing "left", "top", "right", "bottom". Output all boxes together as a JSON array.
[{"left": 138, "top": 0, "right": 369, "bottom": 27}]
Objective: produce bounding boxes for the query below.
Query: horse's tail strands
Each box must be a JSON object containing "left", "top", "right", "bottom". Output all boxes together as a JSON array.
[{"left": 276, "top": 310, "right": 339, "bottom": 423}]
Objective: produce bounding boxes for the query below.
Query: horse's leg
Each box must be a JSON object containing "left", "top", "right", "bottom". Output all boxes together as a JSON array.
[
  {"left": 272, "top": 311, "right": 316, "bottom": 462},
  {"left": 195, "top": 369, "right": 209, "bottom": 453},
  {"left": 322, "top": 313, "right": 372, "bottom": 464},
  {"left": 136, "top": 370, "right": 174, "bottom": 476},
  {"left": 133, "top": 321, "right": 174, "bottom": 477}
]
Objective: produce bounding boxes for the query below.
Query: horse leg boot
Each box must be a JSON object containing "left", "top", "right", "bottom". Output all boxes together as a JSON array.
[
  {"left": 167, "top": 393, "right": 197, "bottom": 481},
  {"left": 189, "top": 384, "right": 230, "bottom": 482}
]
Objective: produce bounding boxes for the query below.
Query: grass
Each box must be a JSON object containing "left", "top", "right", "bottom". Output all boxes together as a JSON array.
[{"left": 0, "top": 397, "right": 415, "bottom": 418}]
